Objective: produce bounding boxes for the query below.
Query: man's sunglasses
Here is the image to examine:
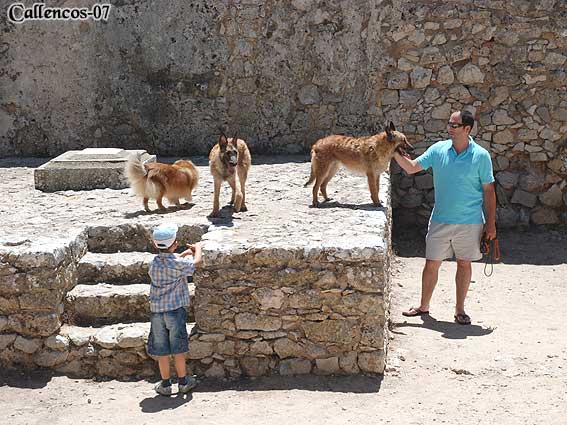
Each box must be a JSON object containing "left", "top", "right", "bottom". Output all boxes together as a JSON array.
[{"left": 447, "top": 122, "right": 465, "bottom": 128}]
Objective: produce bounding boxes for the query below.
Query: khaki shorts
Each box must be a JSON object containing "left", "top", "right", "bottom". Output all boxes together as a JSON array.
[{"left": 425, "top": 221, "right": 483, "bottom": 261}]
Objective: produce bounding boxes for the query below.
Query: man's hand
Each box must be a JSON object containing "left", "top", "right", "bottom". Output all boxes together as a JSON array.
[{"left": 483, "top": 222, "right": 497, "bottom": 240}]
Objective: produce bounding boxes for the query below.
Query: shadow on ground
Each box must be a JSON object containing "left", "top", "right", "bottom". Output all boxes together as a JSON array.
[{"left": 391, "top": 315, "right": 495, "bottom": 340}]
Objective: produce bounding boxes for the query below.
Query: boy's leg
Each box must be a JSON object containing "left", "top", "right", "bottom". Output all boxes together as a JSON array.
[
  {"left": 173, "top": 354, "right": 187, "bottom": 379},
  {"left": 158, "top": 356, "right": 171, "bottom": 380}
]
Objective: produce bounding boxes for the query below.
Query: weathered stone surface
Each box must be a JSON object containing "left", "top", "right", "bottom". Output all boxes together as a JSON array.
[
  {"left": 410, "top": 67, "right": 432, "bottom": 89},
  {"left": 302, "top": 320, "right": 360, "bottom": 347},
  {"left": 436, "top": 65, "right": 454, "bottom": 84},
  {"left": 496, "top": 171, "right": 520, "bottom": 190},
  {"left": 45, "top": 335, "right": 70, "bottom": 351},
  {"left": 252, "top": 288, "right": 285, "bottom": 310},
  {"left": 241, "top": 356, "right": 269, "bottom": 377},
  {"left": 457, "top": 64, "right": 484, "bottom": 84},
  {"left": 235, "top": 313, "right": 282, "bottom": 331},
  {"left": 493, "top": 130, "right": 514, "bottom": 145},
  {"left": 274, "top": 338, "right": 303, "bottom": 359},
  {"left": 0, "top": 334, "right": 16, "bottom": 350},
  {"left": 519, "top": 173, "right": 546, "bottom": 192},
  {"left": 493, "top": 110, "right": 516, "bottom": 125},
  {"left": 415, "top": 174, "right": 434, "bottom": 190},
  {"left": 0, "top": 315, "right": 7, "bottom": 332},
  {"left": 34, "top": 349, "right": 69, "bottom": 367},
  {"left": 8, "top": 313, "right": 61, "bottom": 337},
  {"left": 511, "top": 190, "right": 537, "bottom": 208},
  {"left": 315, "top": 357, "right": 340, "bottom": 375},
  {"left": 531, "top": 208, "right": 559, "bottom": 225},
  {"left": 539, "top": 185, "right": 564, "bottom": 208},
  {"left": 60, "top": 325, "right": 96, "bottom": 347},
  {"left": 339, "top": 352, "right": 360, "bottom": 374},
  {"left": 205, "top": 362, "right": 226, "bottom": 379},
  {"left": 279, "top": 358, "right": 312, "bottom": 375},
  {"left": 358, "top": 350, "right": 385, "bottom": 373},
  {"left": 13, "top": 336, "right": 42, "bottom": 354},
  {"left": 187, "top": 341, "right": 214, "bottom": 359},
  {"left": 387, "top": 72, "right": 409, "bottom": 89}
]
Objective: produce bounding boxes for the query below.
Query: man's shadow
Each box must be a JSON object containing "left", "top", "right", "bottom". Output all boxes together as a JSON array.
[
  {"left": 392, "top": 314, "right": 495, "bottom": 340},
  {"left": 139, "top": 392, "right": 193, "bottom": 413}
]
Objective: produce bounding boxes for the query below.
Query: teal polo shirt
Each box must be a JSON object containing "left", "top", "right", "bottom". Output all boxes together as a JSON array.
[{"left": 416, "top": 138, "right": 494, "bottom": 224}]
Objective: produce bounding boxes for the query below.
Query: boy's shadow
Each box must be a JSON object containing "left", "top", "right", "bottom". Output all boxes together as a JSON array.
[{"left": 139, "top": 392, "right": 193, "bottom": 413}]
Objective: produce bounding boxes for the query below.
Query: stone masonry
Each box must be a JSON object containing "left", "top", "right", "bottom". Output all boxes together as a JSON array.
[
  {"left": 0, "top": 159, "right": 392, "bottom": 379},
  {"left": 1, "top": 1, "right": 566, "bottom": 226}
]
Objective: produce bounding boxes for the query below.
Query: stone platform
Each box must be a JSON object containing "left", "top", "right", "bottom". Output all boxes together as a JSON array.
[
  {"left": 33, "top": 148, "right": 156, "bottom": 192},
  {"left": 0, "top": 157, "right": 393, "bottom": 379}
]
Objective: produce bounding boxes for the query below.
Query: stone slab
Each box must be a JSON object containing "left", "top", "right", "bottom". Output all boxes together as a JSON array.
[{"left": 34, "top": 148, "right": 156, "bottom": 192}]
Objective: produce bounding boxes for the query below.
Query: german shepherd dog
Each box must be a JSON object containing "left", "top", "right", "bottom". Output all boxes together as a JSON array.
[
  {"left": 125, "top": 157, "right": 198, "bottom": 212},
  {"left": 305, "top": 122, "right": 413, "bottom": 207},
  {"left": 208, "top": 131, "right": 252, "bottom": 217}
]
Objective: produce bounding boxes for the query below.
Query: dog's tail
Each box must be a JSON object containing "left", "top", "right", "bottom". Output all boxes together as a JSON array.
[
  {"left": 304, "top": 149, "right": 317, "bottom": 187},
  {"left": 125, "top": 155, "right": 147, "bottom": 183},
  {"left": 125, "top": 155, "right": 160, "bottom": 198}
]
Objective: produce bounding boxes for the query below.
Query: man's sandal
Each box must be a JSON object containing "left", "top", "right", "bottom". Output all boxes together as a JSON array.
[
  {"left": 454, "top": 313, "right": 471, "bottom": 325},
  {"left": 402, "top": 307, "right": 429, "bottom": 317}
]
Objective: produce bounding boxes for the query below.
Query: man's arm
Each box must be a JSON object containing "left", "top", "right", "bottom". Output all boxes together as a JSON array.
[
  {"left": 482, "top": 182, "right": 497, "bottom": 240},
  {"left": 393, "top": 151, "right": 424, "bottom": 175}
]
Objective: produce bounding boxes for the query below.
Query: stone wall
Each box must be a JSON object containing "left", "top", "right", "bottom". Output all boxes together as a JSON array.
[
  {"left": 189, "top": 244, "right": 390, "bottom": 378},
  {"left": 1, "top": 1, "right": 566, "bottom": 225},
  {"left": 0, "top": 233, "right": 86, "bottom": 369}
]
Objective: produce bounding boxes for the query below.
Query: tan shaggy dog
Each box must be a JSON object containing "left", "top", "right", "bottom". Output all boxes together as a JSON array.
[
  {"left": 305, "top": 122, "right": 413, "bottom": 207},
  {"left": 125, "top": 157, "right": 198, "bottom": 212},
  {"left": 208, "top": 131, "right": 252, "bottom": 217}
]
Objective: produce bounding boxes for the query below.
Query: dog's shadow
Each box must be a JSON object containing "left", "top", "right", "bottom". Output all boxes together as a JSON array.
[
  {"left": 314, "top": 200, "right": 385, "bottom": 211},
  {"left": 124, "top": 203, "right": 195, "bottom": 218},
  {"left": 206, "top": 205, "right": 239, "bottom": 227}
]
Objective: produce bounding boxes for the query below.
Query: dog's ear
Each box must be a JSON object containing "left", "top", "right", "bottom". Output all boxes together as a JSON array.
[
  {"left": 389, "top": 121, "right": 396, "bottom": 132},
  {"left": 385, "top": 123, "right": 393, "bottom": 142},
  {"left": 219, "top": 133, "right": 228, "bottom": 150},
  {"left": 231, "top": 132, "right": 238, "bottom": 146}
]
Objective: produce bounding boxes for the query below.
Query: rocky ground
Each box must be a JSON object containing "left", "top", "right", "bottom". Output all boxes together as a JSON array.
[{"left": 1, "top": 158, "right": 566, "bottom": 424}]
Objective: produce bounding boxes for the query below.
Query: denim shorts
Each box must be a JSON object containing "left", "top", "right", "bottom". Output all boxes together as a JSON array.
[{"left": 148, "top": 307, "right": 189, "bottom": 356}]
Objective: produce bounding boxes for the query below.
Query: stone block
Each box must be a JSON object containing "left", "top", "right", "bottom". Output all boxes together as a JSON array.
[
  {"left": 34, "top": 149, "right": 155, "bottom": 192},
  {"left": 279, "top": 358, "right": 312, "bottom": 375}
]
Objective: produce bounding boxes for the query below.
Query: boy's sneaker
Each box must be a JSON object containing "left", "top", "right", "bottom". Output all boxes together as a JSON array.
[
  {"left": 178, "top": 376, "right": 198, "bottom": 394},
  {"left": 154, "top": 381, "right": 172, "bottom": 396}
]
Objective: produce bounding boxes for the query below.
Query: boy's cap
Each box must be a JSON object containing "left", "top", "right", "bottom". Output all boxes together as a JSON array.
[{"left": 152, "top": 223, "right": 178, "bottom": 249}]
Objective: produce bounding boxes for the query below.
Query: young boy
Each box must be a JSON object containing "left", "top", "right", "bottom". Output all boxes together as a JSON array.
[{"left": 148, "top": 222, "right": 203, "bottom": 396}]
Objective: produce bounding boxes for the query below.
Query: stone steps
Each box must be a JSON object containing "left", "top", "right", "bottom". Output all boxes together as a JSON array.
[
  {"left": 65, "top": 280, "right": 195, "bottom": 327},
  {"left": 78, "top": 252, "right": 154, "bottom": 285},
  {"left": 52, "top": 322, "right": 195, "bottom": 378}
]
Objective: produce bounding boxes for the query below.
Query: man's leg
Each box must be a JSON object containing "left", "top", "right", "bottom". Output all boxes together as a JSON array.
[
  {"left": 420, "top": 259, "right": 442, "bottom": 311},
  {"left": 455, "top": 259, "right": 472, "bottom": 315}
]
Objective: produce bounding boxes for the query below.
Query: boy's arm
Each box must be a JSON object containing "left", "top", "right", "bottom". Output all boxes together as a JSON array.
[{"left": 180, "top": 242, "right": 203, "bottom": 268}]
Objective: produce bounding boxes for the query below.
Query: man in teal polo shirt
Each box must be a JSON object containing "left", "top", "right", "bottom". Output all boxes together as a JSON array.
[{"left": 393, "top": 110, "right": 496, "bottom": 325}]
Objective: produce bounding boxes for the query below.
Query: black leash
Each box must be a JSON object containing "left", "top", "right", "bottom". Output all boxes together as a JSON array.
[{"left": 481, "top": 237, "right": 501, "bottom": 277}]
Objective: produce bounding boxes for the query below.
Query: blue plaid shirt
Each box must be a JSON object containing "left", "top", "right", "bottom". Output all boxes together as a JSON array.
[{"left": 148, "top": 253, "right": 195, "bottom": 313}]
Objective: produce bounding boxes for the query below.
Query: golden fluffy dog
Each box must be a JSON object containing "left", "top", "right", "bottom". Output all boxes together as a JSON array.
[
  {"left": 125, "top": 156, "right": 198, "bottom": 212},
  {"left": 305, "top": 122, "right": 413, "bottom": 207},
  {"left": 208, "top": 131, "right": 251, "bottom": 217}
]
